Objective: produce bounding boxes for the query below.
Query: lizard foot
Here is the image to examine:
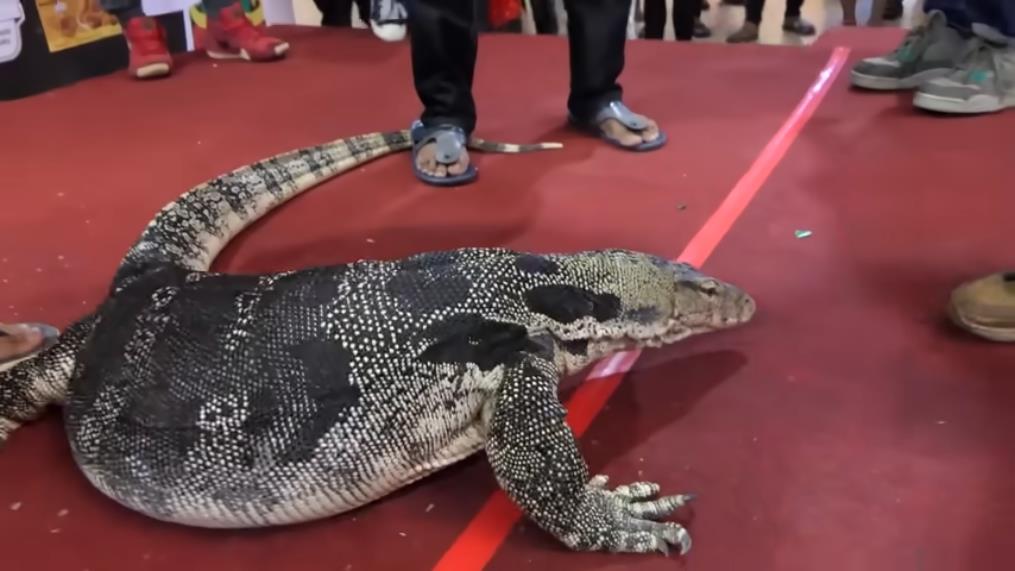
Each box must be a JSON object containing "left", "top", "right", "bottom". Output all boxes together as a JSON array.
[
  {"left": 564, "top": 474, "right": 694, "bottom": 556},
  {"left": 0, "top": 417, "right": 19, "bottom": 447}
]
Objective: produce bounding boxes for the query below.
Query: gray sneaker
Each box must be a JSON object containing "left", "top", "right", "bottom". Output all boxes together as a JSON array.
[
  {"left": 850, "top": 10, "right": 969, "bottom": 90},
  {"left": 913, "top": 38, "right": 1015, "bottom": 114}
]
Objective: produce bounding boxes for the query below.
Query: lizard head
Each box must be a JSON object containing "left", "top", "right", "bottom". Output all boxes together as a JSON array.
[{"left": 520, "top": 250, "right": 755, "bottom": 367}]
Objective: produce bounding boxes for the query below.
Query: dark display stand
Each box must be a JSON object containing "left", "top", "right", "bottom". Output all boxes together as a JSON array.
[{"left": 0, "top": 1, "right": 187, "bottom": 101}]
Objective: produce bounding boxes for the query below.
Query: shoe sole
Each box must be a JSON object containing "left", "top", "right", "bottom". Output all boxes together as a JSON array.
[
  {"left": 913, "top": 91, "right": 1015, "bottom": 114},
  {"left": 134, "top": 64, "right": 171, "bottom": 79},
  {"left": 849, "top": 68, "right": 950, "bottom": 91},
  {"left": 947, "top": 303, "right": 1015, "bottom": 342},
  {"left": 206, "top": 42, "right": 290, "bottom": 62}
]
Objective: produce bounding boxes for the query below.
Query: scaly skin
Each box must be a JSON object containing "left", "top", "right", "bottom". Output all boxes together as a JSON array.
[{"left": 0, "top": 129, "right": 754, "bottom": 557}]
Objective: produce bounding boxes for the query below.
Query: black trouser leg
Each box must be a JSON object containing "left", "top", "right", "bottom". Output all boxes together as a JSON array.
[
  {"left": 745, "top": 0, "right": 764, "bottom": 24},
  {"left": 355, "top": 0, "right": 370, "bottom": 21},
  {"left": 562, "top": 0, "right": 630, "bottom": 120},
  {"left": 408, "top": 0, "right": 478, "bottom": 134},
  {"left": 643, "top": 0, "right": 666, "bottom": 39},
  {"left": 531, "top": 0, "right": 559, "bottom": 34},
  {"left": 673, "top": 0, "right": 702, "bottom": 39},
  {"left": 785, "top": 0, "right": 803, "bottom": 19},
  {"left": 316, "top": 0, "right": 351, "bottom": 26}
]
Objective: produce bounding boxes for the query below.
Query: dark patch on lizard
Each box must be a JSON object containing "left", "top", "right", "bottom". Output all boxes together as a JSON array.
[
  {"left": 625, "top": 306, "right": 665, "bottom": 324},
  {"left": 385, "top": 265, "right": 472, "bottom": 314},
  {"left": 419, "top": 314, "right": 544, "bottom": 371},
  {"left": 523, "top": 285, "right": 622, "bottom": 324},
  {"left": 276, "top": 338, "right": 360, "bottom": 464},
  {"left": 515, "top": 254, "right": 559, "bottom": 276},
  {"left": 398, "top": 251, "right": 460, "bottom": 273},
  {"left": 559, "top": 338, "right": 590, "bottom": 355}
]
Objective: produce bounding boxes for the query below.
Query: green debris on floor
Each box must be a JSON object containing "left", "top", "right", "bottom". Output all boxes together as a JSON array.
[{"left": 794, "top": 230, "right": 813, "bottom": 239}]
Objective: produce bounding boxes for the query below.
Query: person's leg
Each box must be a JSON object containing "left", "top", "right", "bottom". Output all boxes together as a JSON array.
[
  {"left": 643, "top": 0, "right": 666, "bottom": 39},
  {"left": 316, "top": 0, "right": 353, "bottom": 26},
  {"left": 202, "top": 0, "right": 290, "bottom": 61},
  {"left": 966, "top": 0, "right": 1015, "bottom": 39},
  {"left": 924, "top": 0, "right": 973, "bottom": 31},
  {"left": 408, "top": 0, "right": 479, "bottom": 183},
  {"left": 531, "top": 0, "right": 560, "bottom": 34},
  {"left": 100, "top": 0, "right": 173, "bottom": 78},
  {"left": 782, "top": 0, "right": 815, "bottom": 35},
  {"left": 727, "top": 0, "right": 762, "bottom": 42},
  {"left": 913, "top": 0, "right": 1015, "bottom": 113},
  {"left": 354, "top": 0, "right": 371, "bottom": 23},
  {"left": 563, "top": 0, "right": 664, "bottom": 150},
  {"left": 673, "top": 0, "right": 710, "bottom": 39},
  {"left": 849, "top": 6, "right": 972, "bottom": 90}
]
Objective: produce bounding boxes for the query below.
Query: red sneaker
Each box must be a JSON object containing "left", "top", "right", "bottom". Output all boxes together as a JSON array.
[
  {"left": 205, "top": 3, "right": 289, "bottom": 62},
  {"left": 123, "top": 17, "right": 172, "bottom": 79}
]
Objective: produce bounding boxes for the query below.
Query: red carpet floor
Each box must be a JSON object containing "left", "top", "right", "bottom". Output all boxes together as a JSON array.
[{"left": 2, "top": 25, "right": 1013, "bottom": 571}]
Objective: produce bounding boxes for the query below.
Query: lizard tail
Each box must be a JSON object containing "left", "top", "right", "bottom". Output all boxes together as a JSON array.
[{"left": 115, "top": 130, "right": 414, "bottom": 278}]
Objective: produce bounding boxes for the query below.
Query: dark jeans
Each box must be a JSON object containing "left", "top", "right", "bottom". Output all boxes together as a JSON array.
[
  {"left": 643, "top": 0, "right": 702, "bottom": 40},
  {"left": 408, "top": 0, "right": 630, "bottom": 134},
  {"left": 531, "top": 0, "right": 559, "bottom": 34},
  {"left": 745, "top": 0, "right": 804, "bottom": 25},
  {"left": 926, "top": 0, "right": 1015, "bottom": 38},
  {"left": 315, "top": 0, "right": 371, "bottom": 27}
]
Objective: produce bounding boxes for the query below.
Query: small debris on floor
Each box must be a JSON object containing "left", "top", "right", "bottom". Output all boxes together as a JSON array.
[
  {"left": 49, "top": 528, "right": 61, "bottom": 534},
  {"left": 794, "top": 229, "right": 813, "bottom": 239},
  {"left": 677, "top": 203, "right": 687, "bottom": 211},
  {"left": 638, "top": 457, "right": 644, "bottom": 463},
  {"left": 936, "top": 420, "right": 947, "bottom": 425},
  {"left": 425, "top": 503, "right": 435, "bottom": 513},
  {"left": 9, "top": 502, "right": 22, "bottom": 511},
  {"left": 637, "top": 469, "right": 644, "bottom": 477},
  {"left": 365, "top": 238, "right": 376, "bottom": 244},
  {"left": 398, "top": 531, "right": 407, "bottom": 537},
  {"left": 57, "top": 509, "right": 69, "bottom": 517}
]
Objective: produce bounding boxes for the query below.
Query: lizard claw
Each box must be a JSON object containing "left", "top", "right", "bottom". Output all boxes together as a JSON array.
[{"left": 570, "top": 477, "right": 695, "bottom": 556}]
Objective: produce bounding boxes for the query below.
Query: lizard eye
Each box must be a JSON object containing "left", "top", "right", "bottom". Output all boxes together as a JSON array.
[{"left": 699, "top": 280, "right": 719, "bottom": 296}]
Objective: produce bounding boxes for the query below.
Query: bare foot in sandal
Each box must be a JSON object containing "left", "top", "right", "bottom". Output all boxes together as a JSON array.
[
  {"left": 415, "top": 141, "right": 471, "bottom": 179},
  {"left": 600, "top": 117, "right": 662, "bottom": 148}
]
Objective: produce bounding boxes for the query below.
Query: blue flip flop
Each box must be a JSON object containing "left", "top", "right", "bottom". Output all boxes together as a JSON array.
[
  {"left": 410, "top": 120, "right": 478, "bottom": 187},
  {"left": 569, "top": 101, "right": 668, "bottom": 152}
]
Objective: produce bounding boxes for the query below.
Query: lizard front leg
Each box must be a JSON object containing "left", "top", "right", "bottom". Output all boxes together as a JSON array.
[
  {"left": 0, "top": 315, "right": 94, "bottom": 445},
  {"left": 484, "top": 355, "right": 694, "bottom": 555}
]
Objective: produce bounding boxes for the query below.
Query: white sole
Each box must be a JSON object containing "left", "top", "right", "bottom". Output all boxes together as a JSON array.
[
  {"left": 370, "top": 22, "right": 406, "bottom": 42},
  {"left": 206, "top": 42, "right": 290, "bottom": 62},
  {"left": 948, "top": 304, "right": 1015, "bottom": 342},
  {"left": 849, "top": 68, "right": 950, "bottom": 91},
  {"left": 912, "top": 91, "right": 1014, "bottom": 114}
]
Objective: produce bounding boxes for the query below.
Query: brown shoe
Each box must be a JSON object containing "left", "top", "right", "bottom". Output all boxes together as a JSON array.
[{"left": 948, "top": 272, "right": 1015, "bottom": 342}]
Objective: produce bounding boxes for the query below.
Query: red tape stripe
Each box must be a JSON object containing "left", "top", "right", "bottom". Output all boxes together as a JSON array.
[{"left": 431, "top": 46, "right": 852, "bottom": 571}]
